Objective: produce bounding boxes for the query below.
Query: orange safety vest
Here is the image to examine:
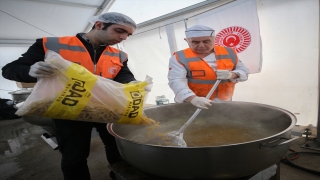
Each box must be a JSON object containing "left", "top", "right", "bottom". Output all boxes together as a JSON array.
[
  {"left": 174, "top": 46, "right": 238, "bottom": 100},
  {"left": 43, "top": 36, "right": 128, "bottom": 79}
]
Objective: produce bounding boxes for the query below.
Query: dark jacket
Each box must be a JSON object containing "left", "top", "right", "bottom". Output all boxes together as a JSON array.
[
  {"left": 0, "top": 98, "right": 20, "bottom": 120},
  {"left": 1, "top": 33, "right": 136, "bottom": 84}
]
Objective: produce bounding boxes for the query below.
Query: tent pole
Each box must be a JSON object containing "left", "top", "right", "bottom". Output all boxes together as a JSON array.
[
  {"left": 317, "top": 0, "right": 320, "bottom": 146},
  {"left": 184, "top": 19, "right": 188, "bottom": 30}
]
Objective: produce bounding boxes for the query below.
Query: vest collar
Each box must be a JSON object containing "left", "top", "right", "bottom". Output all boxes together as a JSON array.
[{"left": 79, "top": 33, "right": 106, "bottom": 47}]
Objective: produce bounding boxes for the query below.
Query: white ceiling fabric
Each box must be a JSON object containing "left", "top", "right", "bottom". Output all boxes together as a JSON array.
[
  {"left": 0, "top": 0, "right": 204, "bottom": 45},
  {"left": 0, "top": 0, "right": 108, "bottom": 41}
]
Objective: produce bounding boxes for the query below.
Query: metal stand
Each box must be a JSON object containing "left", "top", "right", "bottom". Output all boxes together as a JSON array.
[
  {"left": 109, "top": 160, "right": 276, "bottom": 180},
  {"left": 270, "top": 162, "right": 280, "bottom": 180},
  {"left": 301, "top": 125, "right": 320, "bottom": 151},
  {"left": 312, "top": 56, "right": 320, "bottom": 149},
  {"left": 317, "top": 102, "right": 320, "bottom": 146}
]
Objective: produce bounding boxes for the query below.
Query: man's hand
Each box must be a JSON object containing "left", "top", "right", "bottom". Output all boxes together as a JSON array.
[
  {"left": 216, "top": 70, "right": 232, "bottom": 80},
  {"left": 29, "top": 62, "right": 58, "bottom": 78},
  {"left": 190, "top": 96, "right": 213, "bottom": 109}
]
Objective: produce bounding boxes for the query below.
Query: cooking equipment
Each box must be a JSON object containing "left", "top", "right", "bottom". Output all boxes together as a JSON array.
[
  {"left": 107, "top": 101, "right": 298, "bottom": 179},
  {"left": 8, "top": 89, "right": 32, "bottom": 103},
  {"left": 109, "top": 160, "right": 268, "bottom": 180},
  {"left": 165, "top": 80, "right": 220, "bottom": 147}
]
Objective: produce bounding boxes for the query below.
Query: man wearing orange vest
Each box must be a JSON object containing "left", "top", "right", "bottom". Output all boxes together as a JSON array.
[
  {"left": 2, "top": 12, "right": 137, "bottom": 180},
  {"left": 168, "top": 24, "right": 249, "bottom": 109}
]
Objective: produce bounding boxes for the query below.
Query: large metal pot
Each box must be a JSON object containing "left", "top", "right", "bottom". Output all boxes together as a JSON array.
[{"left": 107, "top": 101, "right": 297, "bottom": 179}]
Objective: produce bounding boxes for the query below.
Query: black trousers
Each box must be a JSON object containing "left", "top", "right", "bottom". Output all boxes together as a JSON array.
[
  {"left": 53, "top": 119, "right": 121, "bottom": 180},
  {"left": 0, "top": 99, "right": 20, "bottom": 120}
]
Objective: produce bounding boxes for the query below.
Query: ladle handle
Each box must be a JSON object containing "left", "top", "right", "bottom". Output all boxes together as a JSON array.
[
  {"left": 205, "top": 80, "right": 221, "bottom": 99},
  {"left": 177, "top": 80, "right": 221, "bottom": 133}
]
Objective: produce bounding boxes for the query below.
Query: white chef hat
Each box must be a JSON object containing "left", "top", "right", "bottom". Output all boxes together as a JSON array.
[
  {"left": 185, "top": 25, "right": 215, "bottom": 38},
  {"left": 89, "top": 12, "right": 137, "bottom": 31}
]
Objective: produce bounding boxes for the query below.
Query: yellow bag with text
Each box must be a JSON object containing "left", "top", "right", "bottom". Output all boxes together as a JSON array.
[{"left": 16, "top": 50, "right": 155, "bottom": 125}]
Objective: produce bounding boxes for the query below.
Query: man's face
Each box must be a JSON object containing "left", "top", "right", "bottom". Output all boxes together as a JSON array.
[
  {"left": 185, "top": 36, "right": 215, "bottom": 55},
  {"left": 96, "top": 23, "right": 134, "bottom": 45}
]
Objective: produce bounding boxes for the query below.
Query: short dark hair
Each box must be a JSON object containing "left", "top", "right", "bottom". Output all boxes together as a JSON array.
[{"left": 91, "top": 23, "right": 115, "bottom": 30}]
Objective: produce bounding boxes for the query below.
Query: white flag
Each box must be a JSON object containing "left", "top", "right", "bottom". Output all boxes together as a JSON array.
[{"left": 195, "top": 0, "right": 261, "bottom": 74}]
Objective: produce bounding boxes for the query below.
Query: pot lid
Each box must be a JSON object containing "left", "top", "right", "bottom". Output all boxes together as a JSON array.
[{"left": 8, "top": 89, "right": 32, "bottom": 94}]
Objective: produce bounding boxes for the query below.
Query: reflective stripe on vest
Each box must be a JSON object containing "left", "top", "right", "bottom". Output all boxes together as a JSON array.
[
  {"left": 176, "top": 47, "right": 236, "bottom": 84},
  {"left": 103, "top": 51, "right": 128, "bottom": 64},
  {"left": 45, "top": 37, "right": 86, "bottom": 53},
  {"left": 43, "top": 36, "right": 127, "bottom": 79},
  {"left": 216, "top": 47, "right": 237, "bottom": 65}
]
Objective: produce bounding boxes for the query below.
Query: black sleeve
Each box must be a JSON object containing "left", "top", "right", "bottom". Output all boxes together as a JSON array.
[
  {"left": 113, "top": 60, "right": 136, "bottom": 84},
  {"left": 1, "top": 38, "right": 45, "bottom": 83}
]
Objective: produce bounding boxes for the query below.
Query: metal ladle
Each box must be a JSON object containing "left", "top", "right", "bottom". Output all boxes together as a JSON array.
[{"left": 167, "top": 80, "right": 221, "bottom": 147}]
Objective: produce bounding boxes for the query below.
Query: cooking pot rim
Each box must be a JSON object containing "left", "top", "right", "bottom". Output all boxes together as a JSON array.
[
  {"left": 107, "top": 101, "right": 297, "bottom": 148},
  {"left": 108, "top": 123, "right": 294, "bottom": 148}
]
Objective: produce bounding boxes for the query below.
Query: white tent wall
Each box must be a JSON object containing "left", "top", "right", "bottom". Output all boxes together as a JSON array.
[
  {"left": 240, "top": 0, "right": 319, "bottom": 126},
  {"left": 123, "top": 0, "right": 319, "bottom": 126},
  {"left": 120, "top": 27, "right": 174, "bottom": 101},
  {"left": 0, "top": 0, "right": 103, "bottom": 39}
]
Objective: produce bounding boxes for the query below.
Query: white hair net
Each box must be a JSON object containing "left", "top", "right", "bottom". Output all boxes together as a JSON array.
[
  {"left": 185, "top": 25, "right": 215, "bottom": 38},
  {"left": 89, "top": 12, "right": 137, "bottom": 31}
]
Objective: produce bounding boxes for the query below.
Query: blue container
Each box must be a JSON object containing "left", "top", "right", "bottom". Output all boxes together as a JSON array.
[{"left": 155, "top": 99, "right": 169, "bottom": 105}]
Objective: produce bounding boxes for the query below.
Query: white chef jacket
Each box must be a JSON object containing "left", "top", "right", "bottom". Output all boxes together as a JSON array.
[{"left": 168, "top": 52, "right": 248, "bottom": 103}]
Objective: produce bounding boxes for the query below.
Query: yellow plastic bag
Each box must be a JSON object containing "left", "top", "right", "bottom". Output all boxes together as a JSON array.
[{"left": 16, "top": 50, "right": 154, "bottom": 125}]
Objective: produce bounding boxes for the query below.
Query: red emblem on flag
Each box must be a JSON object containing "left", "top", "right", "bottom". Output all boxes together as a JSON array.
[{"left": 215, "top": 26, "right": 251, "bottom": 53}]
